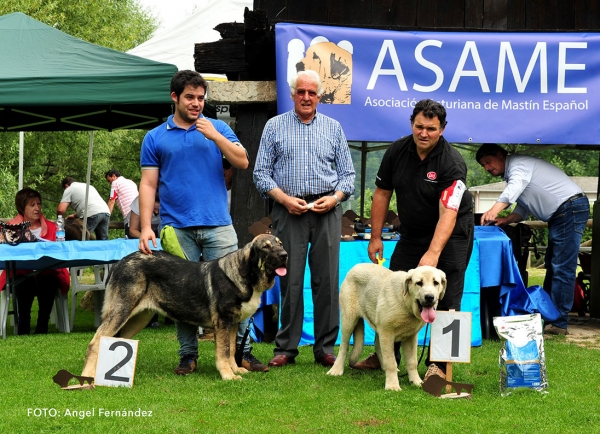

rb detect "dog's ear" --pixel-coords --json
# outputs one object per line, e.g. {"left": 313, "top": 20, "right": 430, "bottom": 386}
{"left": 404, "top": 269, "right": 415, "bottom": 296}
{"left": 239, "top": 243, "right": 256, "bottom": 278}
{"left": 438, "top": 271, "right": 447, "bottom": 300}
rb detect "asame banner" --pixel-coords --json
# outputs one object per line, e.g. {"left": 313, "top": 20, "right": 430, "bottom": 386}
{"left": 276, "top": 23, "right": 600, "bottom": 145}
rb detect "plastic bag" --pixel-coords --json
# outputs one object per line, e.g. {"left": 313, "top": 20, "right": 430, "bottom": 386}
{"left": 493, "top": 313, "right": 548, "bottom": 396}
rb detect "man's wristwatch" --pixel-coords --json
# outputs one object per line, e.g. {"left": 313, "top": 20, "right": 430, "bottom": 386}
{"left": 333, "top": 194, "right": 341, "bottom": 207}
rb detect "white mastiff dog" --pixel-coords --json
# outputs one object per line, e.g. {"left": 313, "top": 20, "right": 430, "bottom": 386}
{"left": 327, "top": 264, "right": 446, "bottom": 391}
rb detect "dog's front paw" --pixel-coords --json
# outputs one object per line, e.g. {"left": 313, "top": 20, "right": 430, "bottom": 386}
{"left": 235, "top": 367, "right": 248, "bottom": 375}
{"left": 219, "top": 368, "right": 238, "bottom": 380}
{"left": 408, "top": 374, "right": 423, "bottom": 387}
{"left": 384, "top": 383, "right": 402, "bottom": 391}
{"left": 326, "top": 366, "right": 344, "bottom": 376}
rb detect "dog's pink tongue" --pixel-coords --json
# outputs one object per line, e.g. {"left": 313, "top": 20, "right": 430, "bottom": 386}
{"left": 421, "top": 307, "right": 436, "bottom": 323}
{"left": 276, "top": 267, "right": 287, "bottom": 277}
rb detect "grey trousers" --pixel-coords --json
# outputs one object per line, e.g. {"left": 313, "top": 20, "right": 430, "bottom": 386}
{"left": 271, "top": 202, "right": 342, "bottom": 359}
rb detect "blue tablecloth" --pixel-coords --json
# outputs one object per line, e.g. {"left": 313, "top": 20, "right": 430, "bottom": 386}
{"left": 475, "top": 226, "right": 524, "bottom": 294}
{"left": 0, "top": 239, "right": 160, "bottom": 270}
{"left": 259, "top": 226, "right": 521, "bottom": 348}
{"left": 0, "top": 239, "right": 161, "bottom": 339}
{"left": 296, "top": 239, "right": 482, "bottom": 347}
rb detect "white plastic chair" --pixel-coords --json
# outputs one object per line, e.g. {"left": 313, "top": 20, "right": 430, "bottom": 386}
{"left": 51, "top": 291, "right": 70, "bottom": 333}
{"left": 0, "top": 285, "right": 13, "bottom": 339}
{"left": 69, "top": 265, "right": 110, "bottom": 331}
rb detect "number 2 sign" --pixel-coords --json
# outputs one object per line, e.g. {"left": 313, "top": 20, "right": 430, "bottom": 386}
{"left": 95, "top": 337, "right": 139, "bottom": 387}
{"left": 430, "top": 311, "right": 471, "bottom": 363}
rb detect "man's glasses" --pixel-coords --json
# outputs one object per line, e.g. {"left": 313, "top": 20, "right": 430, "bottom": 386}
{"left": 296, "top": 89, "right": 318, "bottom": 97}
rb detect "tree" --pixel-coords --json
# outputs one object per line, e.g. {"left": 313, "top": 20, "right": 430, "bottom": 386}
{"left": 0, "top": 1, "right": 157, "bottom": 220}
{"left": 0, "top": 0, "right": 156, "bottom": 51}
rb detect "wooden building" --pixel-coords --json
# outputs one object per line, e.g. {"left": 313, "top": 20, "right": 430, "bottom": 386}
{"left": 196, "top": 0, "right": 600, "bottom": 315}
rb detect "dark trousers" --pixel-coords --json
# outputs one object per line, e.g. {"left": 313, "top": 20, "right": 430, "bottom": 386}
{"left": 271, "top": 202, "right": 342, "bottom": 359}
{"left": 15, "top": 273, "right": 59, "bottom": 335}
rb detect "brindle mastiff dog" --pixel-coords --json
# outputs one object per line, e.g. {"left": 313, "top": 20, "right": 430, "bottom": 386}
{"left": 81, "top": 234, "right": 287, "bottom": 381}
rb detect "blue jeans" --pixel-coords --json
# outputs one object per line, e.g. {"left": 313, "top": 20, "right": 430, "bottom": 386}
{"left": 87, "top": 213, "right": 110, "bottom": 240}
{"left": 543, "top": 195, "right": 590, "bottom": 329}
{"left": 170, "top": 225, "right": 251, "bottom": 358}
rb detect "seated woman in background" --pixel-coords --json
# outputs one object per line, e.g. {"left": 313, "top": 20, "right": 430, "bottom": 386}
{"left": 0, "top": 188, "right": 70, "bottom": 334}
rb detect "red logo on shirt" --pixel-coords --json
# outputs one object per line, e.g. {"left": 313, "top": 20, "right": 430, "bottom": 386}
{"left": 427, "top": 172, "right": 437, "bottom": 180}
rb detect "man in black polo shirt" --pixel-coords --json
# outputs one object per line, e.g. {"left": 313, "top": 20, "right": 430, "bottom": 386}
{"left": 352, "top": 99, "right": 474, "bottom": 380}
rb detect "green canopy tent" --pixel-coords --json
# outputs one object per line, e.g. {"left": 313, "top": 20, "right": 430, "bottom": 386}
{"left": 0, "top": 12, "right": 178, "bottom": 236}
{"left": 0, "top": 12, "right": 177, "bottom": 132}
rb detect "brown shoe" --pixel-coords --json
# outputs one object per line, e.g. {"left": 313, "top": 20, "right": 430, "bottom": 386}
{"left": 174, "top": 356, "right": 197, "bottom": 376}
{"left": 350, "top": 353, "right": 381, "bottom": 370}
{"left": 545, "top": 325, "right": 568, "bottom": 335}
{"left": 242, "top": 352, "right": 270, "bottom": 372}
{"left": 315, "top": 354, "right": 336, "bottom": 367}
{"left": 424, "top": 363, "right": 446, "bottom": 381}
{"left": 268, "top": 354, "right": 295, "bottom": 367}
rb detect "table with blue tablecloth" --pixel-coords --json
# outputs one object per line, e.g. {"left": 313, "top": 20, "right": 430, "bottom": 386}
{"left": 0, "top": 239, "right": 160, "bottom": 338}
{"left": 256, "top": 225, "right": 522, "bottom": 347}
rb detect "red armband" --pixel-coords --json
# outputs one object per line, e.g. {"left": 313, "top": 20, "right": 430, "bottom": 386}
{"left": 440, "top": 180, "right": 466, "bottom": 211}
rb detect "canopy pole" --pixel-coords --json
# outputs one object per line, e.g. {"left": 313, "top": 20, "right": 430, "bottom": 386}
{"left": 590, "top": 155, "right": 600, "bottom": 318}
{"left": 360, "top": 141, "right": 367, "bottom": 218}
{"left": 82, "top": 131, "right": 94, "bottom": 241}
{"left": 18, "top": 132, "right": 24, "bottom": 190}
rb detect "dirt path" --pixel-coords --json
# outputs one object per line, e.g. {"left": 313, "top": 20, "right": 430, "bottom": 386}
{"left": 545, "top": 314, "right": 600, "bottom": 349}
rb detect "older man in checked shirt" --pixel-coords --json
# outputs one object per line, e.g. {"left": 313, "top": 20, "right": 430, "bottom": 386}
{"left": 254, "top": 70, "right": 356, "bottom": 368}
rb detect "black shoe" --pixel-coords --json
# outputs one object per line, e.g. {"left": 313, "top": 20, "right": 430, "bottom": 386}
{"left": 174, "top": 355, "right": 197, "bottom": 375}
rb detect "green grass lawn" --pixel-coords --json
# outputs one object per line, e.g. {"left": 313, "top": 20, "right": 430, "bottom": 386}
{"left": 2, "top": 266, "right": 598, "bottom": 433}
{"left": 2, "top": 290, "right": 599, "bottom": 433}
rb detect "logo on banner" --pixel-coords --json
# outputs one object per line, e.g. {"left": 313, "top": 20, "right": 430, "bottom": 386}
{"left": 287, "top": 37, "right": 353, "bottom": 104}
{"left": 427, "top": 172, "right": 437, "bottom": 181}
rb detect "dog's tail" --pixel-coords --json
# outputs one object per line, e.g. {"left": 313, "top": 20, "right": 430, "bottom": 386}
{"left": 348, "top": 318, "right": 365, "bottom": 366}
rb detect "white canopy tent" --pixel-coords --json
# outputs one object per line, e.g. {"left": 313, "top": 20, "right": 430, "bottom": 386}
{"left": 128, "top": 0, "right": 252, "bottom": 73}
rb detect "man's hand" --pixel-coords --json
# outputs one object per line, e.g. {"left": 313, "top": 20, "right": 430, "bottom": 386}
{"left": 138, "top": 227, "right": 156, "bottom": 255}
{"left": 196, "top": 117, "right": 220, "bottom": 141}
{"left": 310, "top": 196, "right": 337, "bottom": 214}
{"left": 368, "top": 238, "right": 384, "bottom": 264}
{"left": 418, "top": 250, "right": 439, "bottom": 268}
{"left": 480, "top": 210, "right": 498, "bottom": 226}
{"left": 280, "top": 196, "right": 311, "bottom": 215}
{"left": 490, "top": 217, "right": 510, "bottom": 227}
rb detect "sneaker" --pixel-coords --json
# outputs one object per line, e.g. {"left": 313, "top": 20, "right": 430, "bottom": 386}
{"left": 545, "top": 325, "right": 568, "bottom": 335}
{"left": 174, "top": 356, "right": 197, "bottom": 375}
{"left": 350, "top": 353, "right": 381, "bottom": 370}
{"left": 242, "top": 352, "right": 270, "bottom": 372}
{"left": 424, "top": 363, "right": 446, "bottom": 381}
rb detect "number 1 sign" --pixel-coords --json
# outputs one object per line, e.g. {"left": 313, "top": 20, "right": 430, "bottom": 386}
{"left": 430, "top": 311, "right": 472, "bottom": 363}
{"left": 95, "top": 337, "right": 139, "bottom": 387}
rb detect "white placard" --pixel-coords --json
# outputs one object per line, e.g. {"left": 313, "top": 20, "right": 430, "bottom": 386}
{"left": 94, "top": 337, "right": 139, "bottom": 388}
{"left": 430, "top": 311, "right": 472, "bottom": 363}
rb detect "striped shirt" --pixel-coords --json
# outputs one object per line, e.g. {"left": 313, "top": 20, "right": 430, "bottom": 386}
{"left": 254, "top": 110, "right": 355, "bottom": 199}
{"left": 108, "top": 176, "right": 139, "bottom": 218}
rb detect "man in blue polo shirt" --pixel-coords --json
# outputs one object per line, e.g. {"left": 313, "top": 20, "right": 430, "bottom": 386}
{"left": 137, "top": 70, "right": 268, "bottom": 375}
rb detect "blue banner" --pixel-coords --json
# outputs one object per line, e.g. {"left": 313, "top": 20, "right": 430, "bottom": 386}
{"left": 276, "top": 23, "right": 600, "bottom": 144}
